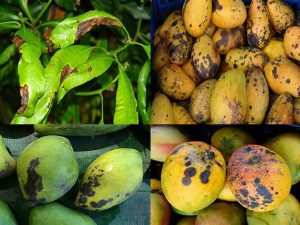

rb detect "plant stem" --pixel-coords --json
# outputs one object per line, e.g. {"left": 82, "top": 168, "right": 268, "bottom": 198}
{"left": 133, "top": 18, "right": 142, "bottom": 41}
{"left": 33, "top": 0, "right": 52, "bottom": 26}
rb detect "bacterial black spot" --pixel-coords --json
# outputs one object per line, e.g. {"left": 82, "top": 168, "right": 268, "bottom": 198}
{"left": 205, "top": 151, "right": 215, "bottom": 160}
{"left": 200, "top": 166, "right": 211, "bottom": 184}
{"left": 185, "top": 161, "right": 191, "bottom": 167}
{"left": 80, "top": 182, "right": 95, "bottom": 197}
{"left": 256, "top": 185, "right": 273, "bottom": 204}
{"left": 184, "top": 167, "right": 196, "bottom": 177}
{"left": 272, "top": 67, "right": 278, "bottom": 79}
{"left": 241, "top": 181, "right": 247, "bottom": 186}
{"left": 244, "top": 147, "right": 253, "bottom": 153}
{"left": 24, "top": 158, "right": 44, "bottom": 204}
{"left": 182, "top": 177, "right": 191, "bottom": 186}
{"left": 79, "top": 196, "right": 87, "bottom": 203}
{"left": 250, "top": 201, "right": 259, "bottom": 208}
{"left": 213, "top": 0, "right": 223, "bottom": 11}
{"left": 254, "top": 178, "right": 260, "bottom": 184}
{"left": 247, "top": 156, "right": 261, "bottom": 165}
{"left": 240, "top": 189, "right": 249, "bottom": 197}
{"left": 90, "top": 198, "right": 113, "bottom": 208}
{"left": 171, "top": 145, "right": 184, "bottom": 155}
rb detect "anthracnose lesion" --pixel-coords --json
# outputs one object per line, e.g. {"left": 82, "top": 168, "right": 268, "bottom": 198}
{"left": 24, "top": 158, "right": 44, "bottom": 204}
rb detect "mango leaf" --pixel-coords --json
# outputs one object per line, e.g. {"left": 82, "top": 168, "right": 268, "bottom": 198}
{"left": 113, "top": 64, "right": 138, "bottom": 124}
{"left": 0, "top": 6, "right": 19, "bottom": 22}
{"left": 11, "top": 45, "right": 94, "bottom": 124}
{"left": 54, "top": 0, "right": 75, "bottom": 11}
{"left": 17, "top": 0, "right": 33, "bottom": 22}
{"left": 57, "top": 54, "right": 114, "bottom": 102}
{"left": 49, "top": 10, "right": 130, "bottom": 50}
{"left": 0, "top": 44, "right": 16, "bottom": 66}
{"left": 0, "top": 21, "right": 21, "bottom": 33}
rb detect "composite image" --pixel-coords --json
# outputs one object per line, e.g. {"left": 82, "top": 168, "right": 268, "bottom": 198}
{"left": 0, "top": 0, "right": 300, "bottom": 224}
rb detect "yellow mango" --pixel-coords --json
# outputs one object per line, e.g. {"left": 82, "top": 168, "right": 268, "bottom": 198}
{"left": 172, "top": 103, "right": 196, "bottom": 124}
{"left": 263, "top": 38, "right": 287, "bottom": 59}
{"left": 151, "top": 93, "right": 174, "bottom": 124}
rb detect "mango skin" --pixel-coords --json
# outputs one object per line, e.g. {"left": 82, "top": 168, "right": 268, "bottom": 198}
{"left": 294, "top": 98, "right": 300, "bottom": 124}
{"left": 158, "top": 64, "right": 195, "bottom": 100}
{"left": 284, "top": 26, "right": 300, "bottom": 61}
{"left": 151, "top": 93, "right": 174, "bottom": 124}
{"left": 75, "top": 148, "right": 143, "bottom": 211}
{"left": 264, "top": 133, "right": 300, "bottom": 184}
{"left": 0, "top": 135, "right": 16, "bottom": 179}
{"left": 205, "top": 22, "right": 216, "bottom": 37}
{"left": 213, "top": 26, "right": 245, "bottom": 55}
{"left": 172, "top": 103, "right": 196, "bottom": 124}
{"left": 183, "top": 0, "right": 212, "bottom": 37}
{"left": 218, "top": 179, "right": 237, "bottom": 202}
{"left": 159, "top": 10, "right": 182, "bottom": 39}
{"left": 150, "top": 179, "right": 162, "bottom": 194}
{"left": 225, "top": 47, "right": 268, "bottom": 71}
{"left": 245, "top": 67, "right": 269, "bottom": 124}
{"left": 263, "top": 39, "right": 287, "bottom": 60}
{"left": 29, "top": 202, "right": 96, "bottom": 225}
{"left": 195, "top": 202, "right": 245, "bottom": 225}
{"left": 189, "top": 79, "right": 216, "bottom": 123}
{"left": 153, "top": 39, "right": 169, "bottom": 72}
{"left": 151, "top": 126, "right": 188, "bottom": 162}
{"left": 266, "top": 93, "right": 293, "bottom": 124}
{"left": 161, "top": 142, "right": 226, "bottom": 212}
{"left": 211, "top": 0, "right": 246, "bottom": 29}
{"left": 247, "top": 0, "right": 272, "bottom": 49}
{"left": 167, "top": 18, "right": 193, "bottom": 65}
{"left": 210, "top": 69, "right": 247, "bottom": 124}
{"left": 191, "top": 34, "right": 220, "bottom": 80}
{"left": 0, "top": 199, "right": 18, "bottom": 225}
{"left": 264, "top": 58, "right": 300, "bottom": 97}
{"left": 267, "top": 0, "right": 295, "bottom": 33}
{"left": 151, "top": 193, "right": 171, "bottom": 225}
{"left": 17, "top": 136, "right": 79, "bottom": 205}
{"left": 176, "top": 217, "right": 196, "bottom": 225}
{"left": 228, "top": 145, "right": 292, "bottom": 212}
{"left": 211, "top": 127, "right": 256, "bottom": 163}
{"left": 181, "top": 59, "right": 202, "bottom": 85}
{"left": 246, "top": 194, "right": 300, "bottom": 225}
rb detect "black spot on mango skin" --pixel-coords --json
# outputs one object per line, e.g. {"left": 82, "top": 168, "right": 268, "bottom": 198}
{"left": 254, "top": 178, "right": 260, "bottom": 184}
{"left": 244, "top": 146, "right": 253, "bottom": 153}
{"left": 171, "top": 145, "right": 184, "bottom": 155}
{"left": 24, "top": 158, "right": 44, "bottom": 204}
{"left": 240, "top": 189, "right": 249, "bottom": 197}
{"left": 182, "top": 176, "right": 191, "bottom": 186}
{"left": 200, "top": 166, "right": 211, "bottom": 184}
{"left": 212, "top": 0, "right": 223, "bottom": 12}
{"left": 272, "top": 66, "right": 278, "bottom": 79}
{"left": 247, "top": 156, "right": 261, "bottom": 165}
{"left": 256, "top": 184, "right": 273, "bottom": 204}
{"left": 79, "top": 196, "right": 87, "bottom": 203}
{"left": 184, "top": 167, "right": 196, "bottom": 177}
{"left": 90, "top": 198, "right": 113, "bottom": 208}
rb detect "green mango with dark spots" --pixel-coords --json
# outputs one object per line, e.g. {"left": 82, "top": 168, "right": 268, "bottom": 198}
{"left": 17, "top": 136, "right": 79, "bottom": 205}
{"left": 29, "top": 202, "right": 96, "bottom": 225}
{"left": 0, "top": 199, "right": 18, "bottom": 225}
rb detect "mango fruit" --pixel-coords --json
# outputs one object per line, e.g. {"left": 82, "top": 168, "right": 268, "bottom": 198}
{"left": 264, "top": 133, "right": 300, "bottom": 184}
{"left": 211, "top": 127, "right": 256, "bottom": 162}
{"left": 0, "top": 199, "right": 18, "bottom": 225}
{"left": 151, "top": 92, "right": 174, "bottom": 124}
{"left": 294, "top": 97, "right": 300, "bottom": 124}
{"left": 172, "top": 206, "right": 199, "bottom": 216}
{"left": 151, "top": 126, "right": 188, "bottom": 162}
{"left": 29, "top": 202, "right": 96, "bottom": 225}
{"left": 228, "top": 145, "right": 292, "bottom": 212}
{"left": 17, "top": 136, "right": 79, "bottom": 205}
{"left": 218, "top": 179, "right": 237, "bottom": 202}
{"left": 159, "top": 11, "right": 182, "bottom": 39}
{"left": 75, "top": 148, "right": 143, "bottom": 211}
{"left": 153, "top": 39, "right": 169, "bottom": 72}
{"left": 195, "top": 202, "right": 245, "bottom": 225}
{"left": 151, "top": 179, "right": 162, "bottom": 195}
{"left": 151, "top": 193, "right": 171, "bottom": 225}
{"left": 246, "top": 194, "right": 300, "bottom": 225}
{"left": 172, "top": 103, "right": 196, "bottom": 124}
{"left": 161, "top": 142, "right": 226, "bottom": 212}
{"left": 0, "top": 135, "right": 16, "bottom": 178}
{"left": 176, "top": 217, "right": 196, "bottom": 225}
{"left": 284, "top": 26, "right": 300, "bottom": 61}
{"left": 181, "top": 59, "right": 202, "bottom": 85}
{"left": 210, "top": 69, "right": 247, "bottom": 124}
{"left": 263, "top": 39, "right": 287, "bottom": 60}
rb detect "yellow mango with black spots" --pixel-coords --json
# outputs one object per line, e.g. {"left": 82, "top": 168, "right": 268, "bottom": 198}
{"left": 161, "top": 142, "right": 226, "bottom": 212}
{"left": 264, "top": 57, "right": 300, "bottom": 97}
{"left": 263, "top": 38, "right": 287, "bottom": 59}
{"left": 228, "top": 145, "right": 292, "bottom": 212}
{"left": 284, "top": 26, "right": 300, "bottom": 61}
{"left": 191, "top": 34, "right": 220, "bottom": 80}
{"left": 159, "top": 10, "right": 182, "bottom": 39}
{"left": 266, "top": 93, "right": 293, "bottom": 124}
{"left": 247, "top": 0, "right": 272, "bottom": 49}
{"left": 189, "top": 79, "right": 216, "bottom": 123}
{"left": 212, "top": 26, "right": 245, "bottom": 54}
{"left": 218, "top": 179, "right": 237, "bottom": 202}
{"left": 167, "top": 18, "right": 193, "bottom": 65}
{"left": 205, "top": 22, "right": 216, "bottom": 37}
{"left": 158, "top": 64, "right": 195, "bottom": 100}
{"left": 245, "top": 67, "right": 269, "bottom": 124}
{"left": 183, "top": 0, "right": 212, "bottom": 37}
{"left": 153, "top": 39, "right": 169, "bottom": 72}
{"left": 181, "top": 59, "right": 202, "bottom": 85}
{"left": 172, "top": 103, "right": 196, "bottom": 124}
{"left": 225, "top": 47, "right": 268, "bottom": 71}
{"left": 211, "top": 0, "right": 247, "bottom": 29}
{"left": 267, "top": 0, "right": 295, "bottom": 33}
{"left": 151, "top": 93, "right": 174, "bottom": 124}
{"left": 210, "top": 69, "right": 247, "bottom": 124}
{"left": 294, "top": 98, "right": 300, "bottom": 124}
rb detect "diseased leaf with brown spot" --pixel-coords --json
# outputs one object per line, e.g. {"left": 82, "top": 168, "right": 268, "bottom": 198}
{"left": 49, "top": 10, "right": 129, "bottom": 50}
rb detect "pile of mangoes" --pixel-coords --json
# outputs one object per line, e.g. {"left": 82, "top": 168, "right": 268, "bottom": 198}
{"left": 0, "top": 135, "right": 143, "bottom": 225}
{"left": 152, "top": 0, "right": 300, "bottom": 124}
{"left": 151, "top": 126, "right": 300, "bottom": 225}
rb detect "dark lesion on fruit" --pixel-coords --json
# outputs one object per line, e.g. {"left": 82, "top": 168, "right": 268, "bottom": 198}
{"left": 17, "top": 85, "right": 29, "bottom": 114}
{"left": 90, "top": 198, "right": 114, "bottom": 208}
{"left": 76, "top": 18, "right": 122, "bottom": 40}
{"left": 200, "top": 165, "right": 211, "bottom": 184}
{"left": 247, "top": 156, "right": 261, "bottom": 165}
{"left": 24, "top": 158, "right": 44, "bottom": 204}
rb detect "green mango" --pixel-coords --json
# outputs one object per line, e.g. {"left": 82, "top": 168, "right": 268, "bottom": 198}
{"left": 0, "top": 135, "right": 16, "bottom": 178}
{"left": 29, "top": 202, "right": 96, "bottom": 225}
{"left": 17, "top": 136, "right": 79, "bottom": 205}
{"left": 75, "top": 148, "right": 143, "bottom": 211}
{"left": 0, "top": 199, "right": 18, "bottom": 225}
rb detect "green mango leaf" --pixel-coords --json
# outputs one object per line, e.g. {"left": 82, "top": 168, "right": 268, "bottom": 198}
{"left": 12, "top": 45, "right": 94, "bottom": 124}
{"left": 57, "top": 54, "right": 114, "bottom": 102}
{"left": 49, "top": 10, "right": 130, "bottom": 50}
{"left": 0, "top": 44, "right": 16, "bottom": 66}
{"left": 0, "top": 21, "right": 21, "bottom": 33}
{"left": 113, "top": 64, "right": 138, "bottom": 124}
{"left": 0, "top": 6, "right": 19, "bottom": 22}
{"left": 17, "top": 0, "right": 33, "bottom": 23}
{"left": 54, "top": 0, "right": 75, "bottom": 11}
